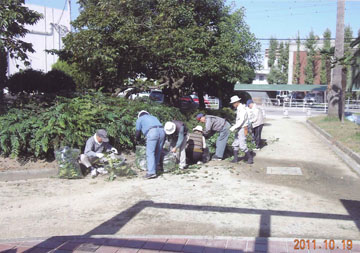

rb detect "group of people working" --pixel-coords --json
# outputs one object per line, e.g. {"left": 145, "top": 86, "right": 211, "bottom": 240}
{"left": 79, "top": 95, "right": 264, "bottom": 179}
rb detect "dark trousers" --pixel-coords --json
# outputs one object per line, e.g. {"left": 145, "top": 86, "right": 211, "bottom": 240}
{"left": 253, "top": 124, "right": 263, "bottom": 148}
{"left": 186, "top": 150, "right": 203, "bottom": 164}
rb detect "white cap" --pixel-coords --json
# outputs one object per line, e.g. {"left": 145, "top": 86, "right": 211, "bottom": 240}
{"left": 230, "top": 95, "right": 241, "bottom": 104}
{"left": 193, "top": 125, "right": 203, "bottom": 132}
{"left": 138, "top": 110, "right": 149, "bottom": 118}
{"left": 164, "top": 121, "right": 176, "bottom": 135}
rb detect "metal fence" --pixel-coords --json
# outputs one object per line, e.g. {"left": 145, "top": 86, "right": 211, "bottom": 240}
{"left": 206, "top": 98, "right": 220, "bottom": 110}
{"left": 262, "top": 98, "right": 360, "bottom": 113}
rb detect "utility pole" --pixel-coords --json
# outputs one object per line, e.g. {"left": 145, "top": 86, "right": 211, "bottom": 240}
{"left": 328, "top": 0, "right": 345, "bottom": 118}
{"left": 67, "top": 0, "right": 72, "bottom": 32}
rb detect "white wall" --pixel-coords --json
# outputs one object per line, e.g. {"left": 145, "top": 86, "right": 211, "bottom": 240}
{"left": 8, "top": 4, "right": 70, "bottom": 75}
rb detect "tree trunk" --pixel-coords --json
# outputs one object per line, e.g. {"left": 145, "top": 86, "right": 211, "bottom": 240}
{"left": 328, "top": 0, "right": 345, "bottom": 119}
{"left": 196, "top": 83, "right": 205, "bottom": 109}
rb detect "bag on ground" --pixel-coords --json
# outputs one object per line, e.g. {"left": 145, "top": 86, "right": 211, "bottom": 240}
{"left": 55, "top": 146, "right": 83, "bottom": 179}
{"left": 104, "top": 153, "right": 136, "bottom": 178}
{"left": 135, "top": 145, "right": 147, "bottom": 171}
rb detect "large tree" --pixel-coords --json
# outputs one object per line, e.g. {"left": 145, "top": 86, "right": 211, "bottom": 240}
{"left": 293, "top": 33, "right": 301, "bottom": 84}
{"left": 60, "top": 0, "right": 260, "bottom": 104}
{"left": 268, "top": 37, "right": 278, "bottom": 68}
{"left": 304, "top": 31, "right": 317, "bottom": 84}
{"left": 0, "top": 0, "right": 42, "bottom": 66}
{"left": 320, "top": 29, "right": 332, "bottom": 85}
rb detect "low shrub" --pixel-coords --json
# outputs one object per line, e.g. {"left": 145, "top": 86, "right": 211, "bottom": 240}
{"left": 0, "top": 92, "right": 185, "bottom": 159}
{"left": 6, "top": 68, "right": 76, "bottom": 95}
{"left": 7, "top": 69, "right": 45, "bottom": 94}
{"left": 44, "top": 69, "right": 76, "bottom": 93}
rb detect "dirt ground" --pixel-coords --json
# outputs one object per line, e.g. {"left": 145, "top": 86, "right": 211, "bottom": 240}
{"left": 0, "top": 117, "right": 359, "bottom": 241}
{"left": 0, "top": 157, "right": 56, "bottom": 171}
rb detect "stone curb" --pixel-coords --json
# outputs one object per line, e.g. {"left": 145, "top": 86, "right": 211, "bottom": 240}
{"left": 0, "top": 167, "right": 57, "bottom": 182}
{"left": 306, "top": 119, "right": 360, "bottom": 176}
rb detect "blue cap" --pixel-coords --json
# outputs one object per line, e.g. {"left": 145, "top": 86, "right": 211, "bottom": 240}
{"left": 196, "top": 113, "right": 204, "bottom": 120}
{"left": 246, "top": 99, "right": 253, "bottom": 107}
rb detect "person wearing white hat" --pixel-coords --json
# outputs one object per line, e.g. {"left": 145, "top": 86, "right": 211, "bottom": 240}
{"left": 136, "top": 111, "right": 165, "bottom": 179}
{"left": 186, "top": 125, "right": 207, "bottom": 164}
{"left": 164, "top": 120, "right": 188, "bottom": 169}
{"left": 229, "top": 95, "right": 253, "bottom": 164}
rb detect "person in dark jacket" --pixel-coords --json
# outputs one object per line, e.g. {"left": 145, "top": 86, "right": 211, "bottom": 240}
{"left": 136, "top": 110, "right": 165, "bottom": 179}
{"left": 196, "top": 113, "right": 230, "bottom": 160}
{"left": 164, "top": 120, "right": 188, "bottom": 169}
{"left": 186, "top": 125, "right": 207, "bottom": 164}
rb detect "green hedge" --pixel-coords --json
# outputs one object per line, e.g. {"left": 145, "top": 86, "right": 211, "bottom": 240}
{"left": 0, "top": 92, "right": 185, "bottom": 159}
{"left": 6, "top": 69, "right": 76, "bottom": 94}
{"left": 0, "top": 92, "right": 253, "bottom": 160}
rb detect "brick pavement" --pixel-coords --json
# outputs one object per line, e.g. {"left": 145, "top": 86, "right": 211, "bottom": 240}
{"left": 0, "top": 237, "right": 359, "bottom": 253}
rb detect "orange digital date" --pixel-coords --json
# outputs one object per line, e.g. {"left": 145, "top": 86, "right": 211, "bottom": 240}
{"left": 294, "top": 239, "right": 353, "bottom": 250}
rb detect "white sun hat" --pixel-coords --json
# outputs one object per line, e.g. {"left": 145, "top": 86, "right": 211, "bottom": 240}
{"left": 230, "top": 95, "right": 241, "bottom": 104}
{"left": 193, "top": 125, "right": 203, "bottom": 132}
{"left": 137, "top": 110, "right": 149, "bottom": 118}
{"left": 164, "top": 121, "right": 176, "bottom": 135}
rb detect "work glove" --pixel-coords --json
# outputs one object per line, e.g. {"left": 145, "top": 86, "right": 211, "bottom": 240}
{"left": 95, "top": 153, "right": 104, "bottom": 158}
{"left": 229, "top": 126, "right": 237, "bottom": 132}
{"left": 110, "top": 147, "right": 118, "bottom": 154}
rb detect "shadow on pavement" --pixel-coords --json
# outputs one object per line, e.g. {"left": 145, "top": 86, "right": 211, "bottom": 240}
{"left": 16, "top": 199, "right": 360, "bottom": 252}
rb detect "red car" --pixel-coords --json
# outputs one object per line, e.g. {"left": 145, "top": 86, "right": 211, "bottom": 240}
{"left": 189, "top": 95, "right": 210, "bottom": 105}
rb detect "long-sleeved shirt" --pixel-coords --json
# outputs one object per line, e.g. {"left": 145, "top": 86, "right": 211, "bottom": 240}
{"left": 84, "top": 134, "right": 112, "bottom": 157}
{"left": 204, "top": 115, "right": 226, "bottom": 136}
{"left": 135, "top": 114, "right": 163, "bottom": 139}
{"left": 231, "top": 103, "right": 248, "bottom": 130}
{"left": 247, "top": 104, "right": 264, "bottom": 128}
{"left": 175, "top": 125, "right": 185, "bottom": 148}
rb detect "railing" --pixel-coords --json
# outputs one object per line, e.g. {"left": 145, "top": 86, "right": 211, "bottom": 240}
{"left": 205, "top": 98, "right": 220, "bottom": 110}
{"left": 262, "top": 98, "right": 360, "bottom": 111}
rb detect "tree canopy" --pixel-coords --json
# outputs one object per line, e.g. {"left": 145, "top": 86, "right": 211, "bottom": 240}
{"left": 0, "top": 0, "right": 42, "bottom": 66}
{"left": 59, "top": 0, "right": 260, "bottom": 103}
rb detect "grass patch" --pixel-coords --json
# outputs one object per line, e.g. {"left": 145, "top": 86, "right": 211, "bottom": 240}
{"left": 309, "top": 116, "right": 360, "bottom": 154}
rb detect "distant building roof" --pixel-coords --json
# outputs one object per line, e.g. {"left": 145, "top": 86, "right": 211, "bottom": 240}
{"left": 235, "top": 84, "right": 327, "bottom": 92}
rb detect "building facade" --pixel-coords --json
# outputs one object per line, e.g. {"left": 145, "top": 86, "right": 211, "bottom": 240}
{"left": 287, "top": 41, "right": 335, "bottom": 84}
{"left": 7, "top": 4, "right": 71, "bottom": 76}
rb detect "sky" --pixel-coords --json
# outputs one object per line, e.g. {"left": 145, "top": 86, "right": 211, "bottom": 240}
{"left": 26, "top": 0, "right": 360, "bottom": 55}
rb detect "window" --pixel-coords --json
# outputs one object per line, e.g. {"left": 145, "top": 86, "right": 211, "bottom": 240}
{"left": 259, "top": 75, "right": 264, "bottom": 81}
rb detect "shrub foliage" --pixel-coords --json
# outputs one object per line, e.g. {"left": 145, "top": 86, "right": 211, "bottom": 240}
{"left": 6, "top": 69, "right": 76, "bottom": 94}
{"left": 0, "top": 92, "right": 185, "bottom": 159}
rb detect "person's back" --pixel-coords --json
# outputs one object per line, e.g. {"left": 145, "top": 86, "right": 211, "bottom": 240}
{"left": 187, "top": 132, "right": 204, "bottom": 153}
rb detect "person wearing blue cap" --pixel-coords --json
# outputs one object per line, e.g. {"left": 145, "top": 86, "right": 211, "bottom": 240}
{"left": 246, "top": 100, "right": 264, "bottom": 150}
{"left": 196, "top": 113, "right": 230, "bottom": 160}
{"left": 136, "top": 110, "right": 165, "bottom": 179}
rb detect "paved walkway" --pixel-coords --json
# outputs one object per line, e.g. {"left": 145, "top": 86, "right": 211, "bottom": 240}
{"left": 1, "top": 236, "right": 359, "bottom": 253}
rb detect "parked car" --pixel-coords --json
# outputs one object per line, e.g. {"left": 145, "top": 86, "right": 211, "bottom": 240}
{"left": 149, "top": 90, "right": 165, "bottom": 103}
{"left": 304, "top": 93, "right": 323, "bottom": 104}
{"left": 276, "top": 91, "right": 291, "bottom": 105}
{"left": 131, "top": 91, "right": 150, "bottom": 100}
{"left": 180, "top": 96, "right": 199, "bottom": 110}
{"left": 190, "top": 94, "right": 210, "bottom": 105}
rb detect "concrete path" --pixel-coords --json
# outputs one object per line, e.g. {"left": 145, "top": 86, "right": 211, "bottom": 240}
{"left": 0, "top": 117, "right": 359, "bottom": 247}
{"left": 0, "top": 236, "right": 359, "bottom": 253}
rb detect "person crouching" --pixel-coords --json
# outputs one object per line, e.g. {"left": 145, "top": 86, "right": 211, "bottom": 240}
{"left": 186, "top": 125, "right": 207, "bottom": 165}
{"left": 80, "top": 129, "right": 118, "bottom": 178}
